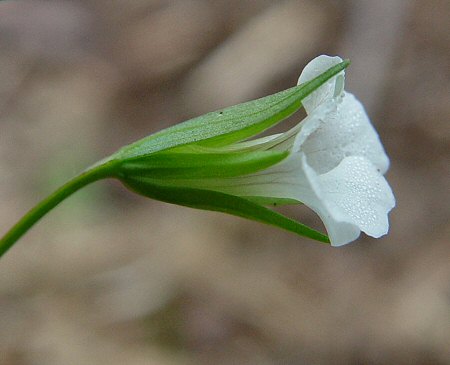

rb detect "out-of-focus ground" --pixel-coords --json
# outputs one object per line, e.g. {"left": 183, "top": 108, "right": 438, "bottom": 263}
{"left": 0, "top": 1, "right": 449, "bottom": 364}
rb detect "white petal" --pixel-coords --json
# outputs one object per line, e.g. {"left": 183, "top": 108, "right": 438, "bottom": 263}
{"left": 297, "top": 55, "right": 345, "bottom": 114}
{"left": 294, "top": 92, "right": 390, "bottom": 174}
{"left": 303, "top": 155, "right": 395, "bottom": 245}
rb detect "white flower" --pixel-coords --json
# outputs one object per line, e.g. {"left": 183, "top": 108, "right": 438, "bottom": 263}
{"left": 190, "top": 55, "right": 395, "bottom": 246}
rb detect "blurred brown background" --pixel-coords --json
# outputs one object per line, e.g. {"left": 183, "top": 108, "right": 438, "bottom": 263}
{"left": 0, "top": 1, "right": 449, "bottom": 364}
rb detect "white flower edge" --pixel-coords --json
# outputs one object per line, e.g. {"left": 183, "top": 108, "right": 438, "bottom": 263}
{"left": 295, "top": 55, "right": 390, "bottom": 175}
{"left": 299, "top": 154, "right": 395, "bottom": 245}
{"left": 297, "top": 55, "right": 345, "bottom": 114}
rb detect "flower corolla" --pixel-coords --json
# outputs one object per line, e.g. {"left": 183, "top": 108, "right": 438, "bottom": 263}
{"left": 191, "top": 55, "right": 395, "bottom": 246}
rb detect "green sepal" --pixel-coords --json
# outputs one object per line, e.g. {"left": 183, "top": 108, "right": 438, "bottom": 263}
{"left": 118, "top": 150, "right": 288, "bottom": 179}
{"left": 122, "top": 178, "right": 330, "bottom": 243}
{"left": 113, "top": 60, "right": 350, "bottom": 160}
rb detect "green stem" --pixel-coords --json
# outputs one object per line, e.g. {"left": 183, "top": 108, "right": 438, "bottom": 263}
{"left": 0, "top": 161, "right": 117, "bottom": 258}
